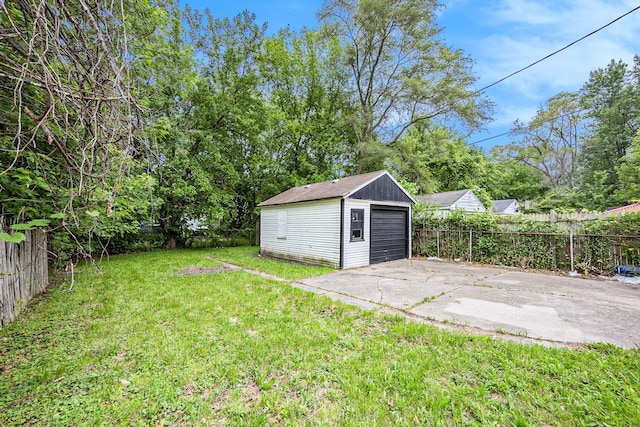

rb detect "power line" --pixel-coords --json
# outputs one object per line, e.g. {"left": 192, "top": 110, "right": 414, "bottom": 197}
{"left": 465, "top": 5, "right": 640, "bottom": 145}
{"left": 469, "top": 131, "right": 512, "bottom": 146}
{"left": 476, "top": 5, "right": 640, "bottom": 94}
{"left": 468, "top": 106, "right": 592, "bottom": 146}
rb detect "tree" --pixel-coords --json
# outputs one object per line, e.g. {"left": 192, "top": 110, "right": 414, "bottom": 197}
{"left": 183, "top": 9, "right": 267, "bottom": 238}
{"left": 579, "top": 57, "right": 640, "bottom": 209}
{"left": 492, "top": 92, "right": 583, "bottom": 212}
{"left": 389, "top": 125, "right": 439, "bottom": 194}
{"left": 487, "top": 154, "right": 549, "bottom": 204}
{"left": 0, "top": 0, "right": 160, "bottom": 256}
{"left": 258, "top": 29, "right": 356, "bottom": 190}
{"left": 0, "top": 0, "right": 141, "bottom": 201}
{"left": 505, "top": 92, "right": 582, "bottom": 192}
{"left": 135, "top": 5, "right": 247, "bottom": 248}
{"left": 318, "top": 0, "right": 492, "bottom": 172}
{"left": 391, "top": 122, "right": 497, "bottom": 205}
{"left": 614, "top": 130, "right": 640, "bottom": 205}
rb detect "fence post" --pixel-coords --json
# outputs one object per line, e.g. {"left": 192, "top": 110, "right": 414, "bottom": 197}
{"left": 469, "top": 229, "right": 473, "bottom": 262}
{"left": 570, "top": 229, "right": 574, "bottom": 272}
{"left": 549, "top": 212, "right": 557, "bottom": 269}
{"left": 436, "top": 229, "right": 440, "bottom": 259}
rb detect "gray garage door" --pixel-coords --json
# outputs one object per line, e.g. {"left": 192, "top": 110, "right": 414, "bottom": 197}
{"left": 370, "top": 206, "right": 408, "bottom": 264}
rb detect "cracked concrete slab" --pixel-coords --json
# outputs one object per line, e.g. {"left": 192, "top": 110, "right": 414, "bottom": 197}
{"left": 300, "top": 258, "right": 640, "bottom": 349}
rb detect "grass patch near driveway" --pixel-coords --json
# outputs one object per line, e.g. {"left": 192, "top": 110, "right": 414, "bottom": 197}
{"left": 0, "top": 248, "right": 638, "bottom": 425}
{"left": 210, "top": 246, "right": 334, "bottom": 280}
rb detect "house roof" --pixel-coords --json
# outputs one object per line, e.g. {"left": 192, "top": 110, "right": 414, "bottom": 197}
{"left": 258, "top": 170, "right": 415, "bottom": 207}
{"left": 607, "top": 203, "right": 640, "bottom": 214}
{"left": 417, "top": 189, "right": 471, "bottom": 208}
{"left": 493, "top": 199, "right": 517, "bottom": 213}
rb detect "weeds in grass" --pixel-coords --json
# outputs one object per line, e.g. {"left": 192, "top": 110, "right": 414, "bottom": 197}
{"left": 209, "top": 246, "right": 334, "bottom": 280}
{"left": 0, "top": 248, "right": 639, "bottom": 425}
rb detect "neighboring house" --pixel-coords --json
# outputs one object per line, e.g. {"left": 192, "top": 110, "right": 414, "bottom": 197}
{"left": 492, "top": 199, "right": 521, "bottom": 215}
{"left": 607, "top": 203, "right": 640, "bottom": 214}
{"left": 417, "top": 189, "right": 486, "bottom": 215}
{"left": 258, "top": 170, "right": 416, "bottom": 269}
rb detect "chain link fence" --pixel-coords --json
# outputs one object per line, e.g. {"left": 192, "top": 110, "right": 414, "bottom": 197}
{"left": 413, "top": 227, "right": 640, "bottom": 275}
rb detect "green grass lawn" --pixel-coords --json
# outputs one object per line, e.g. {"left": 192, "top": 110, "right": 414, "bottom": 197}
{"left": 209, "top": 246, "right": 333, "bottom": 280}
{"left": 1, "top": 247, "right": 638, "bottom": 425}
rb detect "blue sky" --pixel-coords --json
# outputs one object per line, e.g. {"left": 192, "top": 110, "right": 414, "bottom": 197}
{"left": 184, "top": 0, "right": 640, "bottom": 150}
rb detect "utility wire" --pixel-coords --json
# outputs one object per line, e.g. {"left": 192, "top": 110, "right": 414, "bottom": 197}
{"left": 469, "top": 131, "right": 512, "bottom": 146}
{"left": 475, "top": 4, "right": 640, "bottom": 94}
{"left": 469, "top": 106, "right": 592, "bottom": 146}
{"left": 465, "top": 5, "right": 640, "bottom": 145}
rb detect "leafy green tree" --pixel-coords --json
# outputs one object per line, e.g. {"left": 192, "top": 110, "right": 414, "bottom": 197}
{"left": 142, "top": 8, "right": 354, "bottom": 246}
{"left": 392, "top": 122, "right": 497, "bottom": 207}
{"left": 505, "top": 92, "right": 582, "bottom": 191}
{"left": 579, "top": 57, "right": 640, "bottom": 209}
{"left": 319, "top": 0, "right": 492, "bottom": 172}
{"left": 487, "top": 155, "right": 549, "bottom": 203}
{"left": 0, "top": 0, "right": 161, "bottom": 256}
{"left": 259, "top": 29, "right": 356, "bottom": 191}
{"left": 614, "top": 130, "right": 640, "bottom": 205}
{"left": 183, "top": 9, "right": 267, "bottom": 237}
{"left": 130, "top": 4, "right": 243, "bottom": 248}
{"left": 389, "top": 125, "right": 440, "bottom": 193}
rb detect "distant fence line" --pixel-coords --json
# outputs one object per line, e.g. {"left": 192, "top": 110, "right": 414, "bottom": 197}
{"left": 514, "top": 212, "right": 610, "bottom": 223}
{"left": 0, "top": 218, "right": 49, "bottom": 327}
{"left": 490, "top": 212, "right": 614, "bottom": 231}
{"left": 413, "top": 227, "right": 640, "bottom": 275}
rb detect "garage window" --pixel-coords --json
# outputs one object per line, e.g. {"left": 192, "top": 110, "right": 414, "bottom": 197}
{"left": 277, "top": 211, "right": 287, "bottom": 239}
{"left": 350, "top": 209, "right": 364, "bottom": 241}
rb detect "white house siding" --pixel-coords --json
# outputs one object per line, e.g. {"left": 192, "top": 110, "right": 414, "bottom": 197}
{"left": 504, "top": 201, "right": 520, "bottom": 215}
{"left": 260, "top": 199, "right": 341, "bottom": 267}
{"left": 342, "top": 199, "right": 371, "bottom": 269}
{"left": 451, "top": 191, "right": 486, "bottom": 213}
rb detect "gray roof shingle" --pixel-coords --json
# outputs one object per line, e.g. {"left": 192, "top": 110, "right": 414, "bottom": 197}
{"left": 258, "top": 170, "right": 388, "bottom": 207}
{"left": 417, "top": 189, "right": 470, "bottom": 208}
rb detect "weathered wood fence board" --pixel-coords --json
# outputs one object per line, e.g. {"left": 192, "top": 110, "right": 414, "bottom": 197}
{"left": 0, "top": 218, "right": 48, "bottom": 327}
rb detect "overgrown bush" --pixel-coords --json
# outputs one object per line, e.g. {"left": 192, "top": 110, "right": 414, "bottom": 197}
{"left": 413, "top": 210, "right": 640, "bottom": 274}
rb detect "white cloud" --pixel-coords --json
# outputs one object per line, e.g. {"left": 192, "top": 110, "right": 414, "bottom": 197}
{"left": 274, "top": 0, "right": 307, "bottom": 13}
{"left": 488, "top": 0, "right": 640, "bottom": 33}
{"left": 489, "top": 0, "right": 560, "bottom": 25}
{"left": 484, "top": 1, "right": 639, "bottom": 70}
{"left": 463, "top": 0, "right": 640, "bottom": 124}
{"left": 495, "top": 103, "right": 539, "bottom": 128}
{"left": 478, "top": 35, "right": 636, "bottom": 95}
{"left": 440, "top": 1, "right": 640, "bottom": 145}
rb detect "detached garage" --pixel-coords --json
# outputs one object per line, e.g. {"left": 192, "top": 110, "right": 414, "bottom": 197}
{"left": 258, "top": 170, "right": 416, "bottom": 269}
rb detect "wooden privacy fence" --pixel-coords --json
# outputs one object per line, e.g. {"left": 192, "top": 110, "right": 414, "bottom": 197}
{"left": 0, "top": 222, "right": 48, "bottom": 326}
{"left": 413, "top": 228, "right": 640, "bottom": 275}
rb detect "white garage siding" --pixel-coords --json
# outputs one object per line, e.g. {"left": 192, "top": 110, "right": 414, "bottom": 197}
{"left": 260, "top": 199, "right": 341, "bottom": 267}
{"left": 258, "top": 171, "right": 417, "bottom": 268}
{"left": 342, "top": 199, "right": 371, "bottom": 269}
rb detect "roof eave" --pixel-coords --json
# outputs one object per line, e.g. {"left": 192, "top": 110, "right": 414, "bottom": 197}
{"left": 258, "top": 196, "right": 344, "bottom": 208}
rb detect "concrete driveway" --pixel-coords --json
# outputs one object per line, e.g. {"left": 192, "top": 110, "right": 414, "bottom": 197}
{"left": 298, "top": 259, "right": 640, "bottom": 349}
